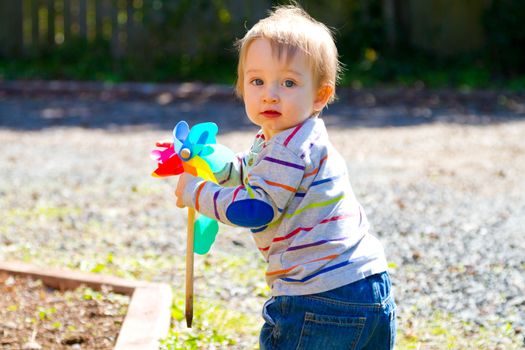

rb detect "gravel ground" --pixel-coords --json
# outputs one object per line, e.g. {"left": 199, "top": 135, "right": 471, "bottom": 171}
{"left": 1, "top": 84, "right": 524, "bottom": 348}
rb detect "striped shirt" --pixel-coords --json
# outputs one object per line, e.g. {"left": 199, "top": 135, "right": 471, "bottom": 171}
{"left": 180, "top": 117, "right": 387, "bottom": 296}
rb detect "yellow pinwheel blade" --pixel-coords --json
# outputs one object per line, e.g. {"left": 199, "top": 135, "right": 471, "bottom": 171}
{"left": 186, "top": 156, "right": 217, "bottom": 183}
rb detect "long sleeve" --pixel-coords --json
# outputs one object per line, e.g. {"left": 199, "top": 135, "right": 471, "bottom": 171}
{"left": 179, "top": 118, "right": 388, "bottom": 297}
{"left": 181, "top": 142, "right": 306, "bottom": 229}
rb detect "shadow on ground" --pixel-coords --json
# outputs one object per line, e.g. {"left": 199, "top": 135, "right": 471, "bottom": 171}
{"left": 1, "top": 83, "right": 524, "bottom": 132}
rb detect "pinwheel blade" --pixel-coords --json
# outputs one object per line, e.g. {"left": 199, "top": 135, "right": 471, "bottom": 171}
{"left": 187, "top": 122, "right": 217, "bottom": 148}
{"left": 186, "top": 156, "right": 217, "bottom": 182}
{"left": 193, "top": 215, "right": 219, "bottom": 255}
{"left": 150, "top": 149, "right": 163, "bottom": 161}
{"left": 173, "top": 121, "right": 190, "bottom": 153}
{"left": 200, "top": 144, "right": 235, "bottom": 172}
{"left": 152, "top": 152, "right": 184, "bottom": 177}
{"left": 150, "top": 146, "right": 175, "bottom": 162}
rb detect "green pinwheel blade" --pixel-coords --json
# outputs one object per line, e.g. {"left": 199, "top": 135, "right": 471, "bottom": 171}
{"left": 199, "top": 144, "right": 235, "bottom": 172}
{"left": 193, "top": 215, "right": 219, "bottom": 255}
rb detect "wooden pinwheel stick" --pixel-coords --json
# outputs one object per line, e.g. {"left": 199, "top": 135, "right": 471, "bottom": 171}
{"left": 180, "top": 147, "right": 195, "bottom": 328}
{"left": 185, "top": 207, "right": 195, "bottom": 328}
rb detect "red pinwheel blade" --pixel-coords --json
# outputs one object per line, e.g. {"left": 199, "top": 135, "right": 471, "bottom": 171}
{"left": 152, "top": 152, "right": 184, "bottom": 177}
{"left": 155, "top": 141, "right": 174, "bottom": 148}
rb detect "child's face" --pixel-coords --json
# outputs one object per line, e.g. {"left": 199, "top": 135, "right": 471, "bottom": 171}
{"left": 242, "top": 38, "right": 324, "bottom": 140}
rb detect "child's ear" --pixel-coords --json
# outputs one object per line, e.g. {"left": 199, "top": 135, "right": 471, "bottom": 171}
{"left": 313, "top": 84, "right": 334, "bottom": 111}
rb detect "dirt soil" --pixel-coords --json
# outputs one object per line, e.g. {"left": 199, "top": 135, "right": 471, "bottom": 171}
{"left": 0, "top": 273, "right": 129, "bottom": 350}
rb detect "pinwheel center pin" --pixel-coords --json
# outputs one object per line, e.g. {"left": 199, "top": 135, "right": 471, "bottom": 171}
{"left": 180, "top": 147, "right": 191, "bottom": 160}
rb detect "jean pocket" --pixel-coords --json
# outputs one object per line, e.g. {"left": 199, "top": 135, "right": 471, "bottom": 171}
{"left": 388, "top": 303, "right": 397, "bottom": 349}
{"left": 296, "top": 312, "right": 366, "bottom": 350}
{"left": 262, "top": 297, "right": 277, "bottom": 326}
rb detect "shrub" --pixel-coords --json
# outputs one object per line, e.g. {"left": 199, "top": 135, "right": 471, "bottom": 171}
{"left": 483, "top": 0, "right": 525, "bottom": 75}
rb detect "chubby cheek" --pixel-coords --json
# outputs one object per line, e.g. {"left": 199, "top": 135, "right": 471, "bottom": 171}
{"left": 244, "top": 103, "right": 255, "bottom": 121}
{"left": 243, "top": 91, "right": 259, "bottom": 117}
{"left": 284, "top": 97, "right": 307, "bottom": 119}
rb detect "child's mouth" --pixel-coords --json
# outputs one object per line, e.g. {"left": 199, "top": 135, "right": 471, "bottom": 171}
{"left": 261, "top": 110, "right": 281, "bottom": 118}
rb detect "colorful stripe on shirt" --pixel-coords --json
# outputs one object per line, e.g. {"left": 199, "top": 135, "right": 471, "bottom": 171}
{"left": 286, "top": 236, "right": 349, "bottom": 252}
{"left": 231, "top": 185, "right": 243, "bottom": 203}
{"left": 219, "top": 163, "right": 234, "bottom": 185}
{"left": 284, "top": 194, "right": 344, "bottom": 219}
{"left": 264, "top": 179, "right": 297, "bottom": 193}
{"left": 280, "top": 260, "right": 354, "bottom": 283}
{"left": 213, "top": 189, "right": 221, "bottom": 220}
{"left": 257, "top": 214, "right": 351, "bottom": 252}
{"left": 266, "top": 254, "right": 339, "bottom": 276}
{"left": 304, "top": 155, "right": 328, "bottom": 177}
{"left": 300, "top": 132, "right": 322, "bottom": 159}
{"left": 194, "top": 181, "right": 207, "bottom": 211}
{"left": 311, "top": 175, "right": 341, "bottom": 187}
{"left": 263, "top": 156, "right": 305, "bottom": 171}
{"left": 294, "top": 174, "right": 340, "bottom": 196}
{"left": 284, "top": 123, "right": 304, "bottom": 147}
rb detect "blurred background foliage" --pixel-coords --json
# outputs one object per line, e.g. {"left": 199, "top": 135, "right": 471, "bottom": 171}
{"left": 0, "top": 0, "right": 524, "bottom": 89}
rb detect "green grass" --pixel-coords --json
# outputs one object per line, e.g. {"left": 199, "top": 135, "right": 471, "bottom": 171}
{"left": 0, "top": 55, "right": 237, "bottom": 85}
{"left": 396, "top": 310, "right": 524, "bottom": 350}
{"left": 160, "top": 290, "right": 261, "bottom": 350}
{"left": 339, "top": 50, "right": 525, "bottom": 91}
{"left": 200, "top": 252, "right": 270, "bottom": 297}
{"left": 158, "top": 294, "right": 525, "bottom": 349}
{"left": 2, "top": 50, "right": 525, "bottom": 90}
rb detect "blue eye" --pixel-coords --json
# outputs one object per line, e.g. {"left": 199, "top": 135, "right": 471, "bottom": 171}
{"left": 283, "top": 80, "right": 296, "bottom": 88}
{"left": 251, "top": 79, "right": 263, "bottom": 86}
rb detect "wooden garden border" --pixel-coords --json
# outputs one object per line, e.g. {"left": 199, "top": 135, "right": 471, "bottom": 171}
{"left": 0, "top": 261, "right": 172, "bottom": 350}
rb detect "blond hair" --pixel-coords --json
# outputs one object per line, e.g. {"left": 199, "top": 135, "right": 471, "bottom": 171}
{"left": 235, "top": 4, "right": 341, "bottom": 103}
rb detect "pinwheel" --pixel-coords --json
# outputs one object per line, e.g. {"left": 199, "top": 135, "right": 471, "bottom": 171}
{"left": 151, "top": 120, "right": 233, "bottom": 327}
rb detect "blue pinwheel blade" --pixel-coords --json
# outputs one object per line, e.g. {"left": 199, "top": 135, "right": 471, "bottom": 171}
{"left": 188, "top": 122, "right": 218, "bottom": 147}
{"left": 200, "top": 144, "right": 235, "bottom": 172}
{"left": 173, "top": 121, "right": 189, "bottom": 153}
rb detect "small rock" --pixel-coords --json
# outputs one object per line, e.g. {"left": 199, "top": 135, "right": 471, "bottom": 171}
{"left": 4, "top": 321, "right": 18, "bottom": 329}
{"left": 61, "top": 334, "right": 87, "bottom": 345}
{"left": 22, "top": 341, "right": 42, "bottom": 350}
{"left": 411, "top": 250, "right": 422, "bottom": 261}
{"left": 232, "top": 240, "right": 245, "bottom": 247}
{"left": 5, "top": 276, "right": 16, "bottom": 286}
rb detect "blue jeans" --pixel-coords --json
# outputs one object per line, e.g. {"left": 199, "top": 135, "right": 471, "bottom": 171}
{"left": 260, "top": 272, "right": 396, "bottom": 350}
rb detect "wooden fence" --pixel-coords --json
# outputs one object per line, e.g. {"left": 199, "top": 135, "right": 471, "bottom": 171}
{"left": 0, "top": 0, "right": 270, "bottom": 58}
{"left": 0, "top": 0, "right": 493, "bottom": 59}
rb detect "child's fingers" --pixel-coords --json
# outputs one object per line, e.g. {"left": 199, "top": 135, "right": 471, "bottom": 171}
{"left": 175, "top": 181, "right": 185, "bottom": 208}
{"left": 176, "top": 199, "right": 186, "bottom": 208}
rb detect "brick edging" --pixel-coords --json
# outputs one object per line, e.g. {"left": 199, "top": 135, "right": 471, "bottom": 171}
{"left": 0, "top": 261, "right": 172, "bottom": 350}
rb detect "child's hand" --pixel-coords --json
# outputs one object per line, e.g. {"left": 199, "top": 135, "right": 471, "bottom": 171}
{"left": 175, "top": 172, "right": 194, "bottom": 208}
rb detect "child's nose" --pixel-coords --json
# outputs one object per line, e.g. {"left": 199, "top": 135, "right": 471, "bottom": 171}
{"left": 263, "top": 86, "right": 279, "bottom": 103}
